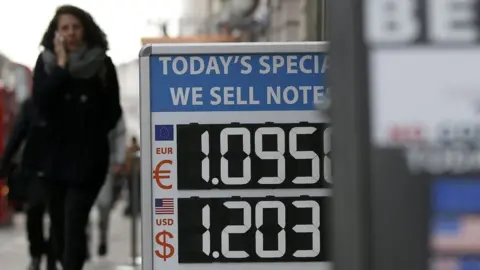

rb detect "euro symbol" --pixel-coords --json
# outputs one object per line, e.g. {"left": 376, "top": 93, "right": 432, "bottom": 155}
{"left": 155, "top": 230, "right": 175, "bottom": 261}
{"left": 153, "top": 160, "right": 173, "bottom": 189}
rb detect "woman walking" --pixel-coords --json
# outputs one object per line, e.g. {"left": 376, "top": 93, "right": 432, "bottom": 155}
{"left": 32, "top": 5, "right": 121, "bottom": 270}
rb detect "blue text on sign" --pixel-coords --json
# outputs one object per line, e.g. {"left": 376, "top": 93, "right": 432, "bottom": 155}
{"left": 149, "top": 53, "right": 328, "bottom": 112}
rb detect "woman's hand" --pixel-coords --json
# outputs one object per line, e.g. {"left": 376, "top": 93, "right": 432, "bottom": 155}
{"left": 54, "top": 33, "right": 67, "bottom": 67}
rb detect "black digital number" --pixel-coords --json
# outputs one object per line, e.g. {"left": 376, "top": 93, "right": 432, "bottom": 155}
{"left": 176, "top": 123, "right": 331, "bottom": 190}
{"left": 177, "top": 196, "right": 331, "bottom": 263}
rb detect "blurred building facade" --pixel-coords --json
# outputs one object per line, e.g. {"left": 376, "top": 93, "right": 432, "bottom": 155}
{"left": 259, "top": 0, "right": 326, "bottom": 41}
{"left": 192, "top": 0, "right": 326, "bottom": 42}
{"left": 152, "top": 0, "right": 326, "bottom": 42}
{"left": 176, "top": 0, "right": 222, "bottom": 36}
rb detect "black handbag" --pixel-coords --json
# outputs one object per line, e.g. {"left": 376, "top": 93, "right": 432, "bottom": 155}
{"left": 6, "top": 164, "right": 30, "bottom": 202}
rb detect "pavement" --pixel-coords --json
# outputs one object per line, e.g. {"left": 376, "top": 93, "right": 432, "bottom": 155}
{"left": 0, "top": 200, "right": 141, "bottom": 270}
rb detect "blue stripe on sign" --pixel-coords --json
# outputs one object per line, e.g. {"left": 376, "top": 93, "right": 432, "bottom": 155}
{"left": 433, "top": 179, "right": 480, "bottom": 213}
{"left": 149, "top": 53, "right": 328, "bottom": 112}
{"left": 460, "top": 258, "right": 480, "bottom": 270}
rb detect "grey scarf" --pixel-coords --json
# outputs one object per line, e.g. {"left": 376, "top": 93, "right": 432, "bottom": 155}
{"left": 42, "top": 46, "right": 106, "bottom": 79}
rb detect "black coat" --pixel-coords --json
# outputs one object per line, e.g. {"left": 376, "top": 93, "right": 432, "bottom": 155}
{"left": 30, "top": 54, "right": 122, "bottom": 188}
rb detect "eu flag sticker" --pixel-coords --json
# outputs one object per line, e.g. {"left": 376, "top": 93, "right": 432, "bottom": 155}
{"left": 155, "top": 125, "right": 174, "bottom": 141}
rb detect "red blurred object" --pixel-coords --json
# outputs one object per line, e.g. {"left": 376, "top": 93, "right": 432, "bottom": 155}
{"left": 0, "top": 63, "right": 32, "bottom": 226}
{"left": 0, "top": 84, "right": 15, "bottom": 226}
{"left": 389, "top": 124, "right": 425, "bottom": 144}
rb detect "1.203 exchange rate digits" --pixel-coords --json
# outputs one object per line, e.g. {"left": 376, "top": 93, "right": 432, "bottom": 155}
{"left": 178, "top": 196, "right": 330, "bottom": 263}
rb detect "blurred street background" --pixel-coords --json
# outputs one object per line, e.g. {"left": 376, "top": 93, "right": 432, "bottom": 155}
{"left": 0, "top": 0, "right": 327, "bottom": 269}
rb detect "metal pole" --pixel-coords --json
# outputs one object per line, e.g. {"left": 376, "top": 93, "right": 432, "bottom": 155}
{"left": 319, "top": 0, "right": 327, "bottom": 41}
{"left": 130, "top": 151, "right": 140, "bottom": 266}
{"left": 207, "top": 0, "right": 214, "bottom": 34}
{"left": 329, "top": 0, "right": 371, "bottom": 269}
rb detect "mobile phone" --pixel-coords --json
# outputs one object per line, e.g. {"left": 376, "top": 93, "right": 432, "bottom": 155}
{"left": 55, "top": 31, "right": 64, "bottom": 42}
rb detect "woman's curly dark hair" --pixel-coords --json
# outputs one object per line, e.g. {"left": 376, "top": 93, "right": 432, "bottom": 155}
{"left": 40, "top": 5, "right": 109, "bottom": 51}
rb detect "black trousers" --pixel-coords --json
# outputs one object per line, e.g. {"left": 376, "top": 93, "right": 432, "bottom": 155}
{"left": 26, "top": 176, "right": 55, "bottom": 263}
{"left": 45, "top": 182, "right": 101, "bottom": 270}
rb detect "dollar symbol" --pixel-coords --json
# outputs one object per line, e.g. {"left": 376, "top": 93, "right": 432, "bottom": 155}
{"left": 155, "top": 230, "right": 175, "bottom": 261}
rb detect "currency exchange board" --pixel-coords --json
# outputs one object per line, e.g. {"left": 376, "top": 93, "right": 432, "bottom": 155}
{"left": 139, "top": 42, "right": 331, "bottom": 270}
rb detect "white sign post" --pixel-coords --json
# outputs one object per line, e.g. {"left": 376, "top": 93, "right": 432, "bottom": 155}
{"left": 139, "top": 42, "right": 331, "bottom": 270}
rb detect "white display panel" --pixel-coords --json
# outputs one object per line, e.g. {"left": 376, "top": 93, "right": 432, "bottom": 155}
{"left": 139, "top": 42, "right": 332, "bottom": 270}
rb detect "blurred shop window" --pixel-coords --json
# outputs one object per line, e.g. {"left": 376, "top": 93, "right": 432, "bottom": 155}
{"left": 0, "top": 63, "right": 15, "bottom": 92}
{"left": 218, "top": 0, "right": 270, "bottom": 41}
{"left": 12, "top": 65, "right": 30, "bottom": 103}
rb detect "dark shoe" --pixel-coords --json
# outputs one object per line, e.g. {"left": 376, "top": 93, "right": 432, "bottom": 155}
{"left": 47, "top": 261, "right": 58, "bottom": 270}
{"left": 98, "top": 242, "right": 108, "bottom": 256}
{"left": 85, "top": 247, "right": 91, "bottom": 261}
{"left": 27, "top": 257, "right": 41, "bottom": 270}
{"left": 47, "top": 256, "right": 57, "bottom": 270}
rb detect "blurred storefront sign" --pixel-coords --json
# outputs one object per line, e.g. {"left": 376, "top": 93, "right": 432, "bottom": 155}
{"left": 365, "top": 0, "right": 480, "bottom": 147}
{"left": 329, "top": 1, "right": 480, "bottom": 270}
